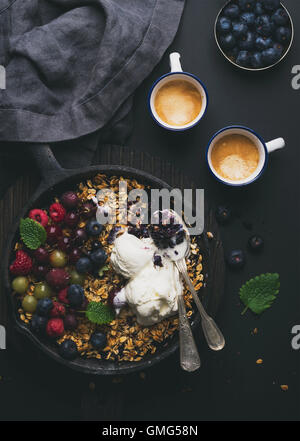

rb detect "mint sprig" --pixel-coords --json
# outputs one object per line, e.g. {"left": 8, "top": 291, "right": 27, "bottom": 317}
{"left": 20, "top": 218, "right": 47, "bottom": 250}
{"left": 239, "top": 273, "right": 280, "bottom": 315}
{"left": 86, "top": 301, "right": 115, "bottom": 325}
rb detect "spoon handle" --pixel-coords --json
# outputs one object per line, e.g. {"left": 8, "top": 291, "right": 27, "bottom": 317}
{"left": 176, "top": 260, "right": 225, "bottom": 351}
{"left": 177, "top": 294, "right": 201, "bottom": 372}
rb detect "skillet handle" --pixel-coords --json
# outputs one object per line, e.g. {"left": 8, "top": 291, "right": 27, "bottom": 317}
{"left": 27, "top": 144, "right": 68, "bottom": 185}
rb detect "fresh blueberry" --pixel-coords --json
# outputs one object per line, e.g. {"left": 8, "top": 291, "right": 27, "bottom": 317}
{"left": 58, "top": 339, "right": 78, "bottom": 360}
{"left": 239, "top": 31, "right": 255, "bottom": 50}
{"left": 273, "top": 42, "right": 284, "bottom": 58}
{"left": 254, "top": 2, "right": 265, "bottom": 15}
{"left": 232, "top": 21, "right": 248, "bottom": 39}
{"left": 90, "top": 332, "right": 107, "bottom": 351}
{"left": 240, "top": 12, "right": 256, "bottom": 27}
{"left": 248, "top": 235, "right": 264, "bottom": 252}
{"left": 261, "top": 0, "right": 280, "bottom": 12}
{"left": 217, "top": 16, "right": 232, "bottom": 34}
{"left": 262, "top": 47, "right": 280, "bottom": 65}
{"left": 272, "top": 8, "right": 289, "bottom": 26}
{"left": 90, "top": 248, "right": 107, "bottom": 267}
{"left": 255, "top": 36, "right": 273, "bottom": 51}
{"left": 223, "top": 4, "right": 240, "bottom": 19}
{"left": 86, "top": 219, "right": 104, "bottom": 237}
{"left": 76, "top": 256, "right": 93, "bottom": 274}
{"left": 215, "top": 206, "right": 231, "bottom": 224}
{"left": 238, "top": 0, "right": 255, "bottom": 11}
{"left": 36, "top": 298, "right": 53, "bottom": 317}
{"left": 31, "top": 315, "right": 47, "bottom": 333}
{"left": 227, "top": 249, "right": 245, "bottom": 269}
{"left": 236, "top": 50, "right": 251, "bottom": 67}
{"left": 219, "top": 33, "right": 236, "bottom": 50}
{"left": 228, "top": 46, "right": 240, "bottom": 60}
{"left": 251, "top": 51, "right": 264, "bottom": 68}
{"left": 275, "top": 26, "right": 291, "bottom": 44}
{"left": 67, "top": 284, "right": 84, "bottom": 308}
{"left": 256, "top": 15, "right": 275, "bottom": 36}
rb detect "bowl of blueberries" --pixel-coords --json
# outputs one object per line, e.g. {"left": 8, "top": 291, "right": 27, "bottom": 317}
{"left": 215, "top": 0, "right": 294, "bottom": 71}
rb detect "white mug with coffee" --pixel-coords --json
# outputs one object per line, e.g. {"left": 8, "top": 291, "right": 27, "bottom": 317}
{"left": 148, "top": 53, "right": 208, "bottom": 131}
{"left": 206, "top": 126, "right": 285, "bottom": 186}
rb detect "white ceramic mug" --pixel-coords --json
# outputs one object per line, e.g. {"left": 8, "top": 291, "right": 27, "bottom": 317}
{"left": 206, "top": 126, "right": 285, "bottom": 186}
{"left": 148, "top": 52, "right": 209, "bottom": 131}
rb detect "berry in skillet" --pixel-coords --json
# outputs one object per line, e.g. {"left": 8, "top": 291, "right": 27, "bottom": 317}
{"left": 12, "top": 276, "right": 29, "bottom": 294}
{"left": 49, "top": 203, "right": 66, "bottom": 223}
{"left": 90, "top": 332, "right": 107, "bottom": 351}
{"left": 22, "top": 295, "right": 38, "bottom": 313}
{"left": 248, "top": 235, "right": 264, "bottom": 252}
{"left": 76, "top": 256, "right": 93, "bottom": 274}
{"left": 10, "top": 250, "right": 33, "bottom": 276}
{"left": 64, "top": 211, "right": 79, "bottom": 228}
{"left": 227, "top": 249, "right": 246, "bottom": 269}
{"left": 46, "top": 224, "right": 63, "bottom": 244}
{"left": 59, "top": 339, "right": 78, "bottom": 360}
{"left": 31, "top": 315, "right": 47, "bottom": 334}
{"left": 46, "top": 268, "right": 70, "bottom": 290}
{"left": 46, "top": 318, "right": 64, "bottom": 337}
{"left": 28, "top": 209, "right": 48, "bottom": 227}
{"left": 34, "top": 247, "right": 49, "bottom": 264}
{"left": 90, "top": 248, "right": 107, "bottom": 267}
{"left": 49, "top": 250, "right": 68, "bottom": 268}
{"left": 36, "top": 298, "right": 53, "bottom": 316}
{"left": 224, "top": 4, "right": 240, "bottom": 19}
{"left": 81, "top": 202, "right": 96, "bottom": 219}
{"left": 86, "top": 219, "right": 104, "bottom": 236}
{"left": 238, "top": 0, "right": 255, "bottom": 12}
{"left": 67, "top": 284, "right": 84, "bottom": 308}
{"left": 60, "top": 191, "right": 79, "bottom": 210}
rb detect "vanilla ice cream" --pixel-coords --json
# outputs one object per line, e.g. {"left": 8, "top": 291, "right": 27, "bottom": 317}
{"left": 111, "top": 232, "right": 182, "bottom": 325}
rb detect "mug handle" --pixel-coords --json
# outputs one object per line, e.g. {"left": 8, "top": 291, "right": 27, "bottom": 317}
{"left": 170, "top": 52, "right": 183, "bottom": 73}
{"left": 266, "top": 137, "right": 285, "bottom": 153}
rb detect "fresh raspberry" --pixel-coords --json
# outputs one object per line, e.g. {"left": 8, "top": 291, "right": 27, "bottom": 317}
{"left": 58, "top": 287, "right": 69, "bottom": 304}
{"left": 10, "top": 250, "right": 33, "bottom": 276}
{"left": 49, "top": 203, "right": 66, "bottom": 223}
{"left": 29, "top": 209, "right": 48, "bottom": 227}
{"left": 50, "top": 302, "right": 66, "bottom": 318}
{"left": 46, "top": 318, "right": 64, "bottom": 337}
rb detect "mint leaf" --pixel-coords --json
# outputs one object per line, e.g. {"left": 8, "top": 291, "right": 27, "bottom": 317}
{"left": 20, "top": 218, "right": 47, "bottom": 250}
{"left": 239, "top": 273, "right": 280, "bottom": 315}
{"left": 86, "top": 301, "right": 115, "bottom": 325}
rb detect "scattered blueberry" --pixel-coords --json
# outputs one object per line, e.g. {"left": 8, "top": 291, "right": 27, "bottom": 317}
{"left": 31, "top": 315, "right": 47, "bottom": 333}
{"left": 67, "top": 284, "right": 84, "bottom": 308}
{"left": 215, "top": 206, "right": 231, "bottom": 224}
{"left": 272, "top": 8, "right": 289, "bottom": 26}
{"left": 232, "top": 22, "right": 248, "bottom": 39}
{"left": 58, "top": 339, "right": 78, "bottom": 360}
{"left": 238, "top": 0, "right": 255, "bottom": 11}
{"left": 251, "top": 51, "right": 264, "bottom": 68}
{"left": 261, "top": 47, "right": 279, "bottom": 65}
{"left": 90, "top": 332, "right": 107, "bottom": 351}
{"left": 275, "top": 26, "right": 291, "bottom": 44}
{"left": 254, "top": 2, "right": 265, "bottom": 15}
{"left": 262, "top": 0, "right": 280, "bottom": 12}
{"left": 227, "top": 249, "right": 246, "bottom": 269}
{"left": 240, "top": 12, "right": 256, "bottom": 26}
{"left": 256, "top": 15, "right": 274, "bottom": 36}
{"left": 224, "top": 4, "right": 240, "bottom": 19}
{"left": 76, "top": 256, "right": 93, "bottom": 274}
{"left": 217, "top": 16, "right": 232, "bottom": 34}
{"left": 248, "top": 235, "right": 264, "bottom": 252}
{"left": 36, "top": 298, "right": 53, "bottom": 317}
{"left": 236, "top": 50, "right": 251, "bottom": 67}
{"left": 239, "top": 31, "right": 255, "bottom": 50}
{"left": 90, "top": 248, "right": 107, "bottom": 267}
{"left": 220, "top": 33, "right": 236, "bottom": 50}
{"left": 86, "top": 219, "right": 104, "bottom": 237}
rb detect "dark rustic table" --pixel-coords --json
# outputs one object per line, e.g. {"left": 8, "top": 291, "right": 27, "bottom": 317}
{"left": 0, "top": 0, "right": 299, "bottom": 421}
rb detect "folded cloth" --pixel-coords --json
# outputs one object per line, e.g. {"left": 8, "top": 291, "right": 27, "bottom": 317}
{"left": 0, "top": 0, "right": 185, "bottom": 197}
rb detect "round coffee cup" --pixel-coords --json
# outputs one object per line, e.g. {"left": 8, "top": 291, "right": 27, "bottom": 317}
{"left": 148, "top": 52, "right": 208, "bottom": 131}
{"left": 206, "top": 126, "right": 285, "bottom": 186}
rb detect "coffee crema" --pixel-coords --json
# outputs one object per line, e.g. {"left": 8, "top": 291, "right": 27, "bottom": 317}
{"left": 154, "top": 80, "right": 202, "bottom": 127}
{"left": 211, "top": 134, "right": 260, "bottom": 181}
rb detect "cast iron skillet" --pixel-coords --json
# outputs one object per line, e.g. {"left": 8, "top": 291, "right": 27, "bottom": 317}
{"left": 3, "top": 144, "right": 211, "bottom": 376}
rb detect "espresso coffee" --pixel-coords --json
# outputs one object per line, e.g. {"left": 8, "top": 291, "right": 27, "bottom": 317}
{"left": 211, "top": 134, "right": 260, "bottom": 181}
{"left": 154, "top": 80, "right": 202, "bottom": 126}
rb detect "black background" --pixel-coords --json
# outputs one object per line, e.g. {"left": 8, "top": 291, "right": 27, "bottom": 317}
{"left": 0, "top": 0, "right": 299, "bottom": 421}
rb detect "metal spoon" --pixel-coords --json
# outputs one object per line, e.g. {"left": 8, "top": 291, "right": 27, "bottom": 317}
{"left": 160, "top": 209, "right": 225, "bottom": 352}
